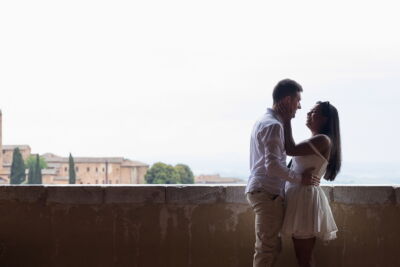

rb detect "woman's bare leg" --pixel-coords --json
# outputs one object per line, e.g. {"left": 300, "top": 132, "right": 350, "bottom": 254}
{"left": 292, "top": 237, "right": 316, "bottom": 267}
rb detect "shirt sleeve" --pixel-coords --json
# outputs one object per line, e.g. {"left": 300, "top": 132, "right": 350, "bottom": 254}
{"left": 260, "top": 124, "right": 302, "bottom": 184}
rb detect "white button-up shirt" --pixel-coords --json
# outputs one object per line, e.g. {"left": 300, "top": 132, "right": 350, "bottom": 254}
{"left": 245, "top": 108, "right": 301, "bottom": 196}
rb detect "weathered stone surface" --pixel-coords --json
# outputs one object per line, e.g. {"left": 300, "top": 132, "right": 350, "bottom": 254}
{"left": 104, "top": 185, "right": 165, "bottom": 204}
{"left": 225, "top": 185, "right": 247, "bottom": 204}
{"left": 0, "top": 185, "right": 45, "bottom": 203}
{"left": 395, "top": 186, "right": 400, "bottom": 205}
{"left": 166, "top": 185, "right": 225, "bottom": 204}
{"left": 320, "top": 185, "right": 334, "bottom": 202}
{"left": 333, "top": 186, "right": 394, "bottom": 204}
{"left": 0, "top": 185, "right": 400, "bottom": 267}
{"left": 46, "top": 185, "right": 103, "bottom": 204}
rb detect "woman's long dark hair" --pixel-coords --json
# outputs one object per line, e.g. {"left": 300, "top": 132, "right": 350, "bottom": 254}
{"left": 317, "top": 101, "right": 341, "bottom": 181}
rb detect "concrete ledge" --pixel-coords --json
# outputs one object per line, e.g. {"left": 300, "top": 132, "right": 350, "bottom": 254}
{"left": 46, "top": 186, "right": 104, "bottom": 205}
{"left": 104, "top": 186, "right": 165, "bottom": 204}
{"left": 0, "top": 185, "right": 46, "bottom": 203}
{"left": 225, "top": 185, "right": 247, "bottom": 204}
{"left": 333, "top": 186, "right": 395, "bottom": 204}
{"left": 0, "top": 184, "right": 399, "bottom": 267}
{"left": 395, "top": 187, "right": 400, "bottom": 205}
{"left": 166, "top": 185, "right": 225, "bottom": 204}
{"left": 0, "top": 185, "right": 399, "bottom": 205}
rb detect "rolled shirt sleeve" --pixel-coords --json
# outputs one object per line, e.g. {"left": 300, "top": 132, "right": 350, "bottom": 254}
{"left": 261, "top": 124, "right": 301, "bottom": 184}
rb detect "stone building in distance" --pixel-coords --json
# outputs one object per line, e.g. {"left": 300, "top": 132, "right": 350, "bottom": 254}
{"left": 0, "top": 111, "right": 149, "bottom": 184}
{"left": 41, "top": 153, "right": 148, "bottom": 184}
{"left": 0, "top": 145, "right": 32, "bottom": 183}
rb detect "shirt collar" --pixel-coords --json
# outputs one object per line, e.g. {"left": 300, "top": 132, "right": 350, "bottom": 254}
{"left": 266, "top": 108, "right": 283, "bottom": 123}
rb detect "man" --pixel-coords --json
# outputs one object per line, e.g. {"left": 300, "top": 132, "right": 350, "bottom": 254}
{"left": 246, "top": 79, "right": 318, "bottom": 267}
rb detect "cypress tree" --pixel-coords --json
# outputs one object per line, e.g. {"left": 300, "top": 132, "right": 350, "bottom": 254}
{"left": 27, "top": 165, "right": 35, "bottom": 184}
{"left": 33, "top": 154, "right": 42, "bottom": 184}
{"left": 10, "top": 148, "right": 26, "bottom": 184}
{"left": 69, "top": 153, "right": 76, "bottom": 184}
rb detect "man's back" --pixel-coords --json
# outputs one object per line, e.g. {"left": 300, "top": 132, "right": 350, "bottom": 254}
{"left": 246, "top": 108, "right": 287, "bottom": 195}
{"left": 245, "top": 79, "right": 304, "bottom": 267}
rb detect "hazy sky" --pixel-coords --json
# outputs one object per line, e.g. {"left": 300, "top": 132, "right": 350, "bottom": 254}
{"left": 1, "top": 0, "right": 399, "bottom": 177}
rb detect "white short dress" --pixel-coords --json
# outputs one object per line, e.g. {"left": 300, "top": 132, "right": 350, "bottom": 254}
{"left": 281, "top": 142, "right": 338, "bottom": 241}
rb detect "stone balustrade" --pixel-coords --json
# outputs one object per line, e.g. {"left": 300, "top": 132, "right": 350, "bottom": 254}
{"left": 0, "top": 185, "right": 399, "bottom": 267}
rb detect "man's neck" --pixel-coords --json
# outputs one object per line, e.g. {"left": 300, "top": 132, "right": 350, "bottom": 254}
{"left": 271, "top": 106, "right": 284, "bottom": 122}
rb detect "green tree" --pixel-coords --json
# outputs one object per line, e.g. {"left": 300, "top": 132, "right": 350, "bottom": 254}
{"left": 27, "top": 165, "right": 35, "bottom": 184}
{"left": 25, "top": 155, "right": 47, "bottom": 170}
{"left": 33, "top": 154, "right": 42, "bottom": 184}
{"left": 145, "top": 162, "right": 180, "bottom": 184}
{"left": 10, "top": 148, "right": 26, "bottom": 184}
{"left": 175, "top": 164, "right": 194, "bottom": 184}
{"left": 69, "top": 153, "right": 76, "bottom": 184}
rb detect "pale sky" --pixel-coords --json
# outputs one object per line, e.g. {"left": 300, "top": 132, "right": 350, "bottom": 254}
{"left": 1, "top": 0, "right": 399, "bottom": 178}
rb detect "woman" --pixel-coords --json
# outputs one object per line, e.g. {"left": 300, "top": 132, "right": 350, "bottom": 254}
{"left": 280, "top": 101, "right": 341, "bottom": 267}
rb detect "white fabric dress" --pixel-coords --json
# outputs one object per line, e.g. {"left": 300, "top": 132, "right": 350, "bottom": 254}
{"left": 281, "top": 142, "right": 338, "bottom": 241}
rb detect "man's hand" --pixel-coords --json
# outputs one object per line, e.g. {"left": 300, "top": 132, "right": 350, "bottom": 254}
{"left": 301, "top": 167, "right": 320, "bottom": 186}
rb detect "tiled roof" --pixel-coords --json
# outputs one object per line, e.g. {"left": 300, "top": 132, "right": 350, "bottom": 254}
{"left": 42, "top": 153, "right": 148, "bottom": 166}
{"left": 121, "top": 160, "right": 149, "bottom": 167}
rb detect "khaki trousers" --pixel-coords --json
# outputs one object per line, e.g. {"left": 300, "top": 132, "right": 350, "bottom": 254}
{"left": 247, "top": 191, "right": 284, "bottom": 267}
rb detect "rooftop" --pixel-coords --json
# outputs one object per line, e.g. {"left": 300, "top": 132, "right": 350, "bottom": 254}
{"left": 42, "top": 153, "right": 148, "bottom": 166}
{"left": 2, "top": 145, "right": 31, "bottom": 150}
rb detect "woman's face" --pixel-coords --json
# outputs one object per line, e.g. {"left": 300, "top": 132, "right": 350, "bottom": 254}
{"left": 306, "top": 104, "right": 327, "bottom": 133}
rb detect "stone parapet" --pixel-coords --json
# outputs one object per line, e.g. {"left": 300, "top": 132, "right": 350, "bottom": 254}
{"left": 0, "top": 185, "right": 398, "bottom": 267}
{"left": 0, "top": 184, "right": 399, "bottom": 205}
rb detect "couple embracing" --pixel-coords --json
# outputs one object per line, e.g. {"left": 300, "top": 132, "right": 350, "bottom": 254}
{"left": 246, "top": 79, "right": 341, "bottom": 267}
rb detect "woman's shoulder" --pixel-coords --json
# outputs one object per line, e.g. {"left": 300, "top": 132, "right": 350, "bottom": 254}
{"left": 310, "top": 134, "right": 331, "bottom": 145}
{"left": 309, "top": 134, "right": 331, "bottom": 156}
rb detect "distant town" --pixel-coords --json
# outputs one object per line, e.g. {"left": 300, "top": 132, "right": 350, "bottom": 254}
{"left": 0, "top": 111, "right": 244, "bottom": 185}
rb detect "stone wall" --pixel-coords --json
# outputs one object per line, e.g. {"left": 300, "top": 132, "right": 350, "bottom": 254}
{"left": 1, "top": 147, "right": 31, "bottom": 166}
{"left": 0, "top": 185, "right": 399, "bottom": 267}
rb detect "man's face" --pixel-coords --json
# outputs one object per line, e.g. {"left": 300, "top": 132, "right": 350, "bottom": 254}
{"left": 289, "top": 92, "right": 302, "bottom": 118}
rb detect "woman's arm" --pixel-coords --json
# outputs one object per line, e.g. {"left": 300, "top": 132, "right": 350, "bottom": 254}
{"left": 283, "top": 120, "right": 330, "bottom": 157}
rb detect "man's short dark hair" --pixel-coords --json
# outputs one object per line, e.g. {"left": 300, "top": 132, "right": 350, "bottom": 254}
{"left": 272, "top": 79, "right": 303, "bottom": 104}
